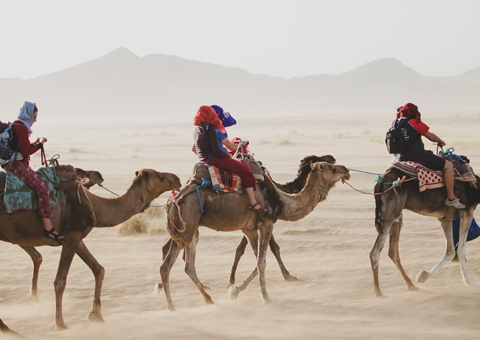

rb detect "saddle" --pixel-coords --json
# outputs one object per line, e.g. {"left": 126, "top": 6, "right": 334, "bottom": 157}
{"left": 188, "top": 160, "right": 265, "bottom": 193}
{"left": 389, "top": 160, "right": 477, "bottom": 192}
{"left": 0, "top": 164, "right": 78, "bottom": 213}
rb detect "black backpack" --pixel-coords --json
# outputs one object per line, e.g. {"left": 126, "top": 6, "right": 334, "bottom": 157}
{"left": 0, "top": 122, "right": 17, "bottom": 160}
{"left": 385, "top": 118, "right": 411, "bottom": 154}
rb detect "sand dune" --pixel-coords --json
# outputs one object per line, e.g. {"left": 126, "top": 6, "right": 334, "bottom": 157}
{"left": 1, "top": 111, "right": 479, "bottom": 339}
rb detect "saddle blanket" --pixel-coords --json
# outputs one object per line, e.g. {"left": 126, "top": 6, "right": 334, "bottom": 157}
{"left": 390, "top": 160, "right": 477, "bottom": 192}
{"left": 0, "top": 167, "right": 65, "bottom": 213}
{"left": 207, "top": 165, "right": 245, "bottom": 194}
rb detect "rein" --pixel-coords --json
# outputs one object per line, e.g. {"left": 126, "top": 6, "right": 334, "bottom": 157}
{"left": 164, "top": 190, "right": 186, "bottom": 233}
{"left": 97, "top": 183, "right": 165, "bottom": 208}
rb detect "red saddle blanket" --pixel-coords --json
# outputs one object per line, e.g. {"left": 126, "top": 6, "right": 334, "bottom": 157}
{"left": 390, "top": 160, "right": 476, "bottom": 192}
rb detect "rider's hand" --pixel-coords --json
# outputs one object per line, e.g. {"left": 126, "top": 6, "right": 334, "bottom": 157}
{"left": 437, "top": 140, "right": 445, "bottom": 147}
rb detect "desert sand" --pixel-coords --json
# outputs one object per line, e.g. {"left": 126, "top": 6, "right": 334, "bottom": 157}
{"left": 1, "top": 110, "right": 480, "bottom": 339}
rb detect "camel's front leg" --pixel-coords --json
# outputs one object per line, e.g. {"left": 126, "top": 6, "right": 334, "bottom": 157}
{"left": 370, "top": 224, "right": 393, "bottom": 297}
{"left": 184, "top": 235, "right": 213, "bottom": 305}
{"left": 257, "top": 221, "right": 273, "bottom": 304}
{"left": 416, "top": 218, "right": 457, "bottom": 284}
{"left": 387, "top": 215, "right": 418, "bottom": 292}
{"left": 75, "top": 240, "right": 105, "bottom": 323}
{"left": 54, "top": 238, "right": 79, "bottom": 330}
{"left": 160, "top": 238, "right": 181, "bottom": 312}
{"left": 20, "top": 246, "right": 43, "bottom": 301}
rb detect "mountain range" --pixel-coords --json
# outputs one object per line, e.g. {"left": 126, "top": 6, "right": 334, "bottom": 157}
{"left": 1, "top": 47, "right": 479, "bottom": 124}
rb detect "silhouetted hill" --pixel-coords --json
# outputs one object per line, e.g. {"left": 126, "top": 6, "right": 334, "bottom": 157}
{"left": 0, "top": 48, "right": 479, "bottom": 124}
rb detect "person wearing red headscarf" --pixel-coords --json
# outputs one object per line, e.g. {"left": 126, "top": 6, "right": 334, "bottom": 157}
{"left": 391, "top": 103, "right": 464, "bottom": 209}
{"left": 192, "top": 106, "right": 270, "bottom": 215}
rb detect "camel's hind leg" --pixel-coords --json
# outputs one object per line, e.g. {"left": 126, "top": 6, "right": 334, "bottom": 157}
{"left": 54, "top": 239, "right": 79, "bottom": 330}
{"left": 21, "top": 246, "right": 43, "bottom": 301}
{"left": 455, "top": 211, "right": 478, "bottom": 286}
{"left": 228, "top": 236, "right": 249, "bottom": 288}
{"left": 160, "top": 239, "right": 181, "bottom": 311}
{"left": 184, "top": 235, "right": 214, "bottom": 305}
{"left": 268, "top": 234, "right": 297, "bottom": 281}
{"left": 388, "top": 215, "right": 418, "bottom": 291}
{"left": 228, "top": 228, "right": 260, "bottom": 300}
{"left": 75, "top": 240, "right": 105, "bottom": 323}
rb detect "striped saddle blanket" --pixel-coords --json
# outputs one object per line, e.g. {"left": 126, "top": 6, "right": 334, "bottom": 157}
{"left": 207, "top": 165, "right": 244, "bottom": 194}
{"left": 389, "top": 160, "right": 476, "bottom": 192}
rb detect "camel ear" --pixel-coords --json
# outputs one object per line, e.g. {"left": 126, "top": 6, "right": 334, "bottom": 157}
{"left": 135, "top": 171, "right": 139, "bottom": 177}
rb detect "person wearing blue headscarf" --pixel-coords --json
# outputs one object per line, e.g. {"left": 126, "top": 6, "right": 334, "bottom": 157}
{"left": 211, "top": 105, "right": 238, "bottom": 154}
{"left": 1, "top": 101, "right": 64, "bottom": 241}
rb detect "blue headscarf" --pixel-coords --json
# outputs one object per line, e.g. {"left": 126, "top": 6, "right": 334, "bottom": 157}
{"left": 17, "top": 101, "right": 36, "bottom": 134}
{"left": 211, "top": 105, "right": 236, "bottom": 128}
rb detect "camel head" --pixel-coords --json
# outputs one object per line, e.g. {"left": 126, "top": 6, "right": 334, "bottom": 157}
{"left": 133, "top": 169, "right": 182, "bottom": 209}
{"left": 310, "top": 161, "right": 350, "bottom": 186}
{"left": 75, "top": 168, "right": 105, "bottom": 189}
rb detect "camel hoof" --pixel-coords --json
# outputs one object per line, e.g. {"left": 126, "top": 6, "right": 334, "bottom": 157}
{"left": 88, "top": 312, "right": 105, "bottom": 323}
{"left": 407, "top": 285, "right": 419, "bottom": 292}
{"left": 228, "top": 286, "right": 239, "bottom": 300}
{"left": 168, "top": 303, "right": 177, "bottom": 312}
{"left": 28, "top": 292, "right": 39, "bottom": 302}
{"left": 154, "top": 283, "right": 163, "bottom": 295}
{"left": 55, "top": 323, "right": 68, "bottom": 331}
{"left": 284, "top": 274, "right": 298, "bottom": 282}
{"left": 261, "top": 297, "right": 272, "bottom": 305}
{"left": 416, "top": 271, "right": 429, "bottom": 284}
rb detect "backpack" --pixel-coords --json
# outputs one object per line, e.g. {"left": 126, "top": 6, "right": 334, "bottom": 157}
{"left": 385, "top": 118, "right": 411, "bottom": 154}
{"left": 0, "top": 122, "right": 18, "bottom": 161}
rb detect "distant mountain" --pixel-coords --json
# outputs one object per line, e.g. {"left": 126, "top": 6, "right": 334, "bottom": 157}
{"left": 0, "top": 48, "right": 479, "bottom": 124}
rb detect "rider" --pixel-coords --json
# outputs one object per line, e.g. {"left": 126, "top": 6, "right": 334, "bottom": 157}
{"left": 392, "top": 103, "right": 464, "bottom": 209}
{"left": 210, "top": 104, "right": 241, "bottom": 155}
{"left": 1, "top": 102, "right": 64, "bottom": 241}
{"left": 192, "top": 105, "right": 270, "bottom": 216}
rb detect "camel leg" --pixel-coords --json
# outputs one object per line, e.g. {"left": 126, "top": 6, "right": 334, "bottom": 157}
{"left": 184, "top": 236, "right": 214, "bottom": 305}
{"left": 387, "top": 215, "right": 418, "bottom": 292}
{"left": 268, "top": 234, "right": 297, "bottom": 281}
{"left": 228, "top": 229, "right": 260, "bottom": 300}
{"left": 75, "top": 240, "right": 105, "bottom": 323}
{"left": 370, "top": 222, "right": 394, "bottom": 298}
{"left": 20, "top": 246, "right": 43, "bottom": 301}
{"left": 257, "top": 221, "right": 274, "bottom": 304}
{"left": 455, "top": 211, "right": 478, "bottom": 286}
{"left": 228, "top": 236, "right": 249, "bottom": 288}
{"left": 54, "top": 239, "right": 79, "bottom": 330}
{"left": 160, "top": 239, "right": 181, "bottom": 312}
{"left": 416, "top": 218, "right": 457, "bottom": 284}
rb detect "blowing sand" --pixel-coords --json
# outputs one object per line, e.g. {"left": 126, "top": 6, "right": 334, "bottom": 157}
{"left": 1, "top": 111, "right": 480, "bottom": 339}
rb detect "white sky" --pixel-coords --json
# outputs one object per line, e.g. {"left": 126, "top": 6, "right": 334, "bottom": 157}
{"left": 1, "top": 0, "right": 479, "bottom": 80}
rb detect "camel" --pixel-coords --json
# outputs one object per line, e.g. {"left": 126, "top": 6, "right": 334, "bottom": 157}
{"left": 14, "top": 168, "right": 105, "bottom": 301}
{"left": 160, "top": 161, "right": 349, "bottom": 311}
{"left": 370, "top": 167, "right": 480, "bottom": 297}
{"left": 0, "top": 168, "right": 181, "bottom": 329}
{"left": 74, "top": 167, "right": 104, "bottom": 189}
{"left": 227, "top": 154, "right": 337, "bottom": 286}
{"left": 157, "top": 155, "right": 337, "bottom": 287}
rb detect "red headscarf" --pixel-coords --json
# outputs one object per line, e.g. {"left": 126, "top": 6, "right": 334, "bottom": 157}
{"left": 193, "top": 105, "right": 225, "bottom": 133}
{"left": 396, "top": 103, "right": 422, "bottom": 122}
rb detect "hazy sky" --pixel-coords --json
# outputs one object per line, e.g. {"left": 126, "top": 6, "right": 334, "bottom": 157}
{"left": 1, "top": 0, "right": 479, "bottom": 79}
